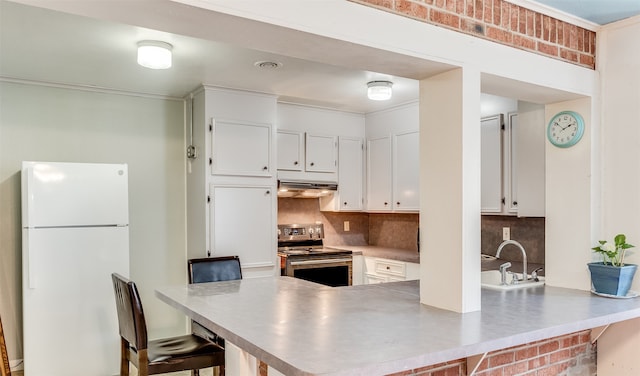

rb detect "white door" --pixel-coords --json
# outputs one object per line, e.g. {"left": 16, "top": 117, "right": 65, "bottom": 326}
{"left": 277, "top": 131, "right": 303, "bottom": 171}
{"left": 366, "top": 136, "right": 392, "bottom": 211}
{"left": 22, "top": 227, "right": 129, "bottom": 376}
{"left": 211, "top": 119, "right": 272, "bottom": 177}
{"left": 393, "top": 131, "right": 420, "bottom": 211}
{"left": 338, "top": 137, "right": 363, "bottom": 210}
{"left": 210, "top": 185, "right": 275, "bottom": 277}
{"left": 305, "top": 133, "right": 337, "bottom": 172}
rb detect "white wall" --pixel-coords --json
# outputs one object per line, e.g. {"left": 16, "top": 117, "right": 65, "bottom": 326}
{"left": 0, "top": 81, "right": 187, "bottom": 360}
{"left": 599, "top": 17, "right": 640, "bottom": 289}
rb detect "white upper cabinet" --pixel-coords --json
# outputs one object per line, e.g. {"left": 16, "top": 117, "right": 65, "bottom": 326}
{"left": 393, "top": 131, "right": 420, "bottom": 211}
{"left": 365, "top": 102, "right": 420, "bottom": 213}
{"left": 366, "top": 136, "right": 392, "bottom": 211}
{"left": 277, "top": 130, "right": 303, "bottom": 171}
{"left": 480, "top": 100, "right": 545, "bottom": 217}
{"left": 305, "top": 133, "right": 337, "bottom": 173}
{"left": 320, "top": 136, "right": 363, "bottom": 211}
{"left": 210, "top": 118, "right": 272, "bottom": 177}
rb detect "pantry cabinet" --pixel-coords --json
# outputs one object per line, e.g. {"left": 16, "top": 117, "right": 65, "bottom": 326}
{"left": 366, "top": 136, "right": 392, "bottom": 211}
{"left": 187, "top": 86, "right": 278, "bottom": 278}
{"left": 320, "top": 137, "right": 364, "bottom": 211}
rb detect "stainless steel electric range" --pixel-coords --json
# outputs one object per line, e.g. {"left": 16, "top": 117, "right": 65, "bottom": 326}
{"left": 277, "top": 223, "right": 352, "bottom": 286}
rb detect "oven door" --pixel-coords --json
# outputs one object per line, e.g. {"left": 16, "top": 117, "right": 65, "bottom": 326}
{"left": 285, "top": 256, "right": 352, "bottom": 287}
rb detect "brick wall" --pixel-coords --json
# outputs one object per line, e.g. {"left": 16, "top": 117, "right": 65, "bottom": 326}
{"left": 385, "top": 330, "right": 595, "bottom": 376}
{"left": 349, "top": 0, "right": 596, "bottom": 69}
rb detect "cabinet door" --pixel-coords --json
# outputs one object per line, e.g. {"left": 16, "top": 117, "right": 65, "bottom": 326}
{"left": 393, "top": 131, "right": 420, "bottom": 211}
{"left": 211, "top": 119, "right": 271, "bottom": 177}
{"left": 481, "top": 114, "right": 504, "bottom": 213}
{"left": 277, "top": 131, "right": 303, "bottom": 171}
{"left": 366, "top": 136, "right": 392, "bottom": 211}
{"left": 338, "top": 137, "right": 363, "bottom": 210}
{"left": 210, "top": 185, "right": 275, "bottom": 277}
{"left": 305, "top": 133, "right": 337, "bottom": 172}
{"left": 507, "top": 113, "right": 518, "bottom": 214}
{"left": 514, "top": 104, "right": 545, "bottom": 217}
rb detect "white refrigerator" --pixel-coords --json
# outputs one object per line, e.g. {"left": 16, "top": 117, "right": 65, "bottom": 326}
{"left": 22, "top": 161, "right": 130, "bottom": 376}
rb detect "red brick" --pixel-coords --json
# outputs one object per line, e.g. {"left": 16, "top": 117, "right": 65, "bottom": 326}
{"left": 492, "top": 0, "right": 501, "bottom": 25}
{"left": 526, "top": 9, "right": 535, "bottom": 36}
{"left": 396, "top": 0, "right": 429, "bottom": 19}
{"left": 557, "top": 22, "right": 565, "bottom": 45}
{"left": 486, "top": 26, "right": 512, "bottom": 43}
{"left": 513, "top": 35, "right": 536, "bottom": 50}
{"left": 435, "top": 0, "right": 446, "bottom": 8}
{"left": 510, "top": 4, "right": 519, "bottom": 31}
{"left": 539, "top": 340, "right": 560, "bottom": 354}
{"left": 430, "top": 9, "right": 461, "bottom": 28}
{"left": 536, "top": 361, "right": 570, "bottom": 376}
{"left": 528, "top": 355, "right": 548, "bottom": 369}
{"left": 500, "top": 1, "right": 511, "bottom": 28}
{"left": 549, "top": 349, "right": 572, "bottom": 363}
{"left": 515, "top": 346, "right": 537, "bottom": 361}
{"left": 503, "top": 360, "right": 528, "bottom": 375}
{"left": 569, "top": 24, "right": 578, "bottom": 49}
{"left": 475, "top": 0, "right": 483, "bottom": 20}
{"left": 483, "top": 0, "right": 493, "bottom": 23}
{"left": 466, "top": 0, "right": 475, "bottom": 17}
{"left": 534, "top": 13, "right": 542, "bottom": 38}
{"left": 475, "top": 368, "right": 503, "bottom": 376}
{"left": 518, "top": 6, "right": 526, "bottom": 33}
{"left": 454, "top": 0, "right": 465, "bottom": 14}
{"left": 549, "top": 18, "right": 557, "bottom": 43}
{"left": 579, "top": 53, "right": 595, "bottom": 68}
{"left": 537, "top": 41, "right": 558, "bottom": 56}
{"left": 559, "top": 48, "right": 579, "bottom": 62}
{"left": 489, "top": 351, "right": 515, "bottom": 367}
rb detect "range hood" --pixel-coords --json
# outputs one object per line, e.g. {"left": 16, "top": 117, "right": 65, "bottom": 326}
{"left": 277, "top": 180, "right": 338, "bottom": 198}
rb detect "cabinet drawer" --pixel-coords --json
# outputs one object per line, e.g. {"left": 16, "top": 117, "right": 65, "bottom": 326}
{"left": 374, "top": 259, "right": 405, "bottom": 277}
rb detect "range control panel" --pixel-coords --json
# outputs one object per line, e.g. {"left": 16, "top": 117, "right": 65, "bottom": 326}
{"left": 277, "top": 223, "right": 324, "bottom": 241}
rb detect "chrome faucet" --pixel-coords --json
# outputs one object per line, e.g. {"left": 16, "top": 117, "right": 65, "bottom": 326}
{"left": 496, "top": 240, "right": 528, "bottom": 283}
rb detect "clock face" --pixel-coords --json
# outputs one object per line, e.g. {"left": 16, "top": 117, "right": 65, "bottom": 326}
{"left": 547, "top": 111, "right": 584, "bottom": 148}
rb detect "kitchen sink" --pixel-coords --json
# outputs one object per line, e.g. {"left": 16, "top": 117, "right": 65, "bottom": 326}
{"left": 481, "top": 270, "right": 545, "bottom": 290}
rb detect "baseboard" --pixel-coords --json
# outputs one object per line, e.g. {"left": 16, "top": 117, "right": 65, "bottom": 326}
{"left": 9, "top": 359, "right": 23, "bottom": 371}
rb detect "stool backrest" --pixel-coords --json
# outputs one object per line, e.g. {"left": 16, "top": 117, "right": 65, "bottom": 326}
{"left": 111, "top": 273, "right": 148, "bottom": 350}
{"left": 188, "top": 256, "right": 242, "bottom": 284}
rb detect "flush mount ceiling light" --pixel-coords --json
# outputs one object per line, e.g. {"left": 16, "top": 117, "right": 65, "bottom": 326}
{"left": 137, "top": 40, "right": 172, "bottom": 69}
{"left": 367, "top": 80, "right": 393, "bottom": 101}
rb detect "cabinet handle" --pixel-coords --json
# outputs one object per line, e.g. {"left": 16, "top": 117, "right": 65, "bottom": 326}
{"left": 293, "top": 161, "right": 298, "bottom": 165}
{"left": 384, "top": 202, "right": 388, "bottom": 206}
{"left": 512, "top": 201, "right": 518, "bottom": 206}
{"left": 386, "top": 266, "right": 390, "bottom": 270}
{"left": 310, "top": 162, "right": 315, "bottom": 166}
{"left": 397, "top": 202, "right": 400, "bottom": 206}
{"left": 263, "top": 166, "right": 268, "bottom": 170}
{"left": 266, "top": 190, "right": 271, "bottom": 195}
{"left": 343, "top": 202, "right": 348, "bottom": 205}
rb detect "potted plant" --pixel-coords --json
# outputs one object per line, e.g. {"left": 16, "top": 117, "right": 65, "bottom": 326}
{"left": 589, "top": 234, "right": 637, "bottom": 296}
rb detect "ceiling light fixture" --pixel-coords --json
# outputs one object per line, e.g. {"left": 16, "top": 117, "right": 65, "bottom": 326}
{"left": 367, "top": 81, "right": 393, "bottom": 101}
{"left": 137, "top": 40, "right": 173, "bottom": 69}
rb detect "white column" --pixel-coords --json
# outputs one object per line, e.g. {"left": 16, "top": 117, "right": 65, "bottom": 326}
{"left": 419, "top": 67, "right": 482, "bottom": 313}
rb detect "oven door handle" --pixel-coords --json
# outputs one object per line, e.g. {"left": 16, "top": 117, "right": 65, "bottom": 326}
{"left": 289, "top": 258, "right": 352, "bottom": 266}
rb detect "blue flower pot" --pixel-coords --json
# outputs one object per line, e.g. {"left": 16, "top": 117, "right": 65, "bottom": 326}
{"left": 588, "top": 262, "right": 637, "bottom": 296}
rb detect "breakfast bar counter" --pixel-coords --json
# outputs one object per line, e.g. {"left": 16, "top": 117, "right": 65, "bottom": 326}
{"left": 156, "top": 277, "right": 640, "bottom": 376}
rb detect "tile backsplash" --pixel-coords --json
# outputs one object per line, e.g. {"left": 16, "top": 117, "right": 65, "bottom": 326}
{"left": 278, "top": 198, "right": 545, "bottom": 263}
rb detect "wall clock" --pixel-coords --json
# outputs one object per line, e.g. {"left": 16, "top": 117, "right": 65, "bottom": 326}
{"left": 547, "top": 110, "right": 585, "bottom": 148}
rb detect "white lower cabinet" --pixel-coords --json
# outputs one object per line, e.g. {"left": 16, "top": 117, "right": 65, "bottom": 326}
{"left": 362, "top": 256, "right": 420, "bottom": 284}
{"left": 210, "top": 185, "right": 276, "bottom": 278}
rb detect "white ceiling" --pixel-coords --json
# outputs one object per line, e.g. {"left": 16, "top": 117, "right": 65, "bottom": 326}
{"left": 1, "top": 1, "right": 635, "bottom": 113}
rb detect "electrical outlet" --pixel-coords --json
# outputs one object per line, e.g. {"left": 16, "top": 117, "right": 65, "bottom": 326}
{"left": 344, "top": 221, "right": 350, "bottom": 232}
{"left": 502, "top": 227, "right": 510, "bottom": 241}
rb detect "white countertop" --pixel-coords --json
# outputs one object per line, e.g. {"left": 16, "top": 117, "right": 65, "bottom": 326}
{"left": 156, "top": 277, "right": 640, "bottom": 376}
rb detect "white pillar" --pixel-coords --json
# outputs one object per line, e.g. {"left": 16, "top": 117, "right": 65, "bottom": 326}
{"left": 419, "top": 67, "right": 482, "bottom": 313}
